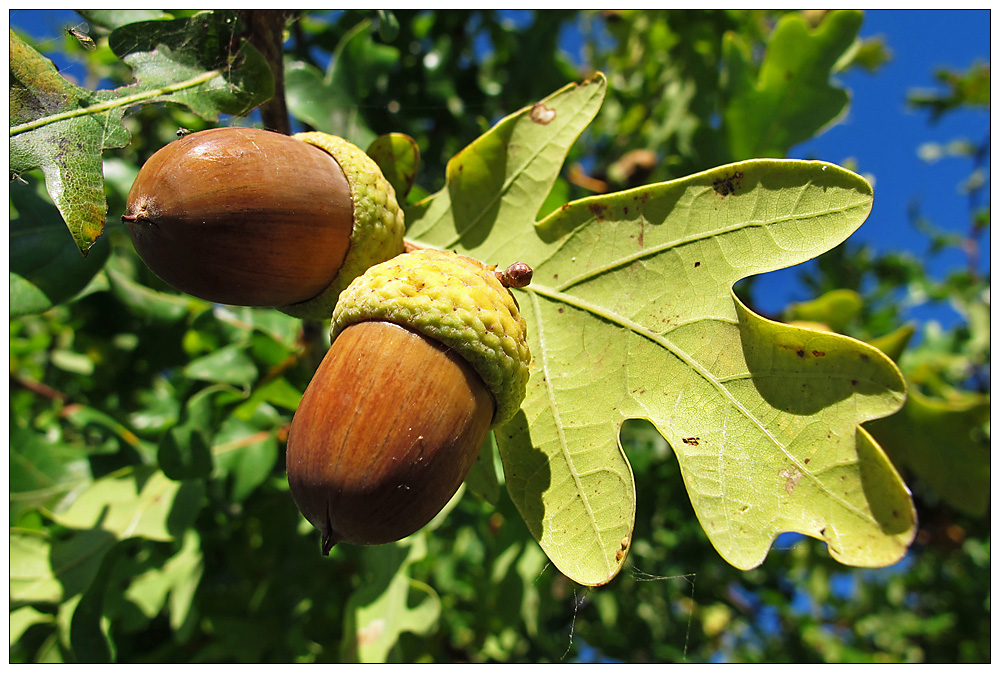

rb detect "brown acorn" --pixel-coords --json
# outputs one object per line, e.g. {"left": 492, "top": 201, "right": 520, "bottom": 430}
{"left": 286, "top": 249, "right": 532, "bottom": 551}
{"left": 123, "top": 127, "right": 404, "bottom": 320}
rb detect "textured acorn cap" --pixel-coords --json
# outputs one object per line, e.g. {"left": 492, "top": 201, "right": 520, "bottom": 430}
{"left": 331, "top": 248, "right": 531, "bottom": 427}
{"left": 281, "top": 132, "right": 406, "bottom": 320}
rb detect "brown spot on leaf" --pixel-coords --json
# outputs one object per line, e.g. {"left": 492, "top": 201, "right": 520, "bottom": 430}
{"left": 530, "top": 103, "right": 556, "bottom": 125}
{"left": 682, "top": 437, "right": 700, "bottom": 446}
{"left": 812, "top": 350, "right": 826, "bottom": 357}
{"left": 796, "top": 349, "right": 806, "bottom": 358}
{"left": 712, "top": 171, "right": 744, "bottom": 196}
{"left": 588, "top": 202, "right": 608, "bottom": 222}
{"left": 694, "top": 261, "right": 701, "bottom": 268}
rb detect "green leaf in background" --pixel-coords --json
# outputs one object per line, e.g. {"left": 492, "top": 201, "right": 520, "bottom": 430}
{"left": 120, "top": 529, "right": 203, "bottom": 631}
{"left": 722, "top": 10, "right": 862, "bottom": 160}
{"left": 12, "top": 467, "right": 204, "bottom": 610}
{"left": 49, "top": 468, "right": 201, "bottom": 542}
{"left": 105, "top": 263, "right": 199, "bottom": 324}
{"left": 212, "top": 401, "right": 284, "bottom": 502}
{"left": 108, "top": 11, "right": 273, "bottom": 121}
{"left": 10, "top": 174, "right": 111, "bottom": 317}
{"left": 10, "top": 605, "right": 56, "bottom": 647}
{"left": 367, "top": 133, "right": 421, "bottom": 199}
{"left": 866, "top": 325, "right": 990, "bottom": 516}
{"left": 868, "top": 388, "right": 989, "bottom": 516}
{"left": 158, "top": 388, "right": 218, "bottom": 481}
{"left": 341, "top": 535, "right": 441, "bottom": 662}
{"left": 182, "top": 343, "right": 258, "bottom": 385}
{"left": 286, "top": 19, "right": 397, "bottom": 147}
{"left": 10, "top": 11, "right": 273, "bottom": 255}
{"left": 10, "top": 420, "right": 92, "bottom": 519}
{"left": 405, "top": 73, "right": 915, "bottom": 585}
{"left": 76, "top": 9, "right": 169, "bottom": 31}
{"left": 10, "top": 530, "right": 65, "bottom": 604}
{"left": 785, "top": 288, "right": 864, "bottom": 333}
{"left": 463, "top": 431, "right": 501, "bottom": 505}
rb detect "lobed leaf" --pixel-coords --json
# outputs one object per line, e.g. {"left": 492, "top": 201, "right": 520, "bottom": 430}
{"left": 722, "top": 10, "right": 862, "bottom": 160}
{"left": 405, "top": 73, "right": 915, "bottom": 585}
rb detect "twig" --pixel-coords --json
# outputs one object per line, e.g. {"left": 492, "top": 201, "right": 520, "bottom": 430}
{"left": 238, "top": 10, "right": 293, "bottom": 135}
{"left": 10, "top": 373, "right": 71, "bottom": 403}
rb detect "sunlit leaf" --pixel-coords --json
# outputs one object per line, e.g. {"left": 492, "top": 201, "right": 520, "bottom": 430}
{"left": 722, "top": 10, "right": 862, "bottom": 159}
{"left": 77, "top": 9, "right": 169, "bottom": 31}
{"left": 406, "top": 73, "right": 914, "bottom": 585}
{"left": 784, "top": 288, "right": 864, "bottom": 333}
{"left": 9, "top": 30, "right": 130, "bottom": 255}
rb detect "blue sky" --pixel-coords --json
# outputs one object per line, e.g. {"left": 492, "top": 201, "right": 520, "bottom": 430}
{"left": 772, "top": 10, "right": 991, "bottom": 327}
{"left": 11, "top": 10, "right": 990, "bottom": 330}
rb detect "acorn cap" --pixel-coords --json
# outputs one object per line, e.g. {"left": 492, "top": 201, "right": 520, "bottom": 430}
{"left": 331, "top": 248, "right": 531, "bottom": 426}
{"left": 281, "top": 132, "right": 406, "bottom": 320}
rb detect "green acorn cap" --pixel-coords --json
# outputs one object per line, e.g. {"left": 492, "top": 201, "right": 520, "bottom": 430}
{"left": 281, "top": 132, "right": 406, "bottom": 320}
{"left": 330, "top": 248, "right": 531, "bottom": 427}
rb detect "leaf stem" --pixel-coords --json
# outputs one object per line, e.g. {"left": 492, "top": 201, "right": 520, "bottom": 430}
{"left": 8, "top": 69, "right": 222, "bottom": 137}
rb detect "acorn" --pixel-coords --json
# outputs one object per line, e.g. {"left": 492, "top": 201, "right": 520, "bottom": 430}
{"left": 122, "top": 127, "right": 405, "bottom": 320}
{"left": 286, "top": 249, "right": 532, "bottom": 551}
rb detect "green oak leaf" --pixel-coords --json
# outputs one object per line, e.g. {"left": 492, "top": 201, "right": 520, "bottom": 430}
{"left": 405, "top": 73, "right": 915, "bottom": 586}
{"left": 341, "top": 535, "right": 441, "bottom": 663}
{"left": 866, "top": 325, "right": 990, "bottom": 516}
{"left": 11, "top": 468, "right": 205, "bottom": 606}
{"left": 122, "top": 529, "right": 203, "bottom": 629}
{"left": 10, "top": 29, "right": 131, "bottom": 255}
{"left": 76, "top": 9, "right": 169, "bottom": 31}
{"left": 785, "top": 288, "right": 864, "bottom": 333}
{"left": 868, "top": 388, "right": 989, "bottom": 516}
{"left": 722, "top": 9, "right": 862, "bottom": 160}
{"left": 10, "top": 173, "right": 111, "bottom": 316}
{"left": 367, "top": 133, "right": 421, "bottom": 199}
{"left": 285, "top": 19, "right": 396, "bottom": 148}
{"left": 107, "top": 11, "right": 272, "bottom": 121}
{"left": 9, "top": 11, "right": 272, "bottom": 255}
{"left": 49, "top": 467, "right": 202, "bottom": 542}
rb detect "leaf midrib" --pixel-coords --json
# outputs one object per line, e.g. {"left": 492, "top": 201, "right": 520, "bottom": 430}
{"left": 547, "top": 188, "right": 870, "bottom": 293}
